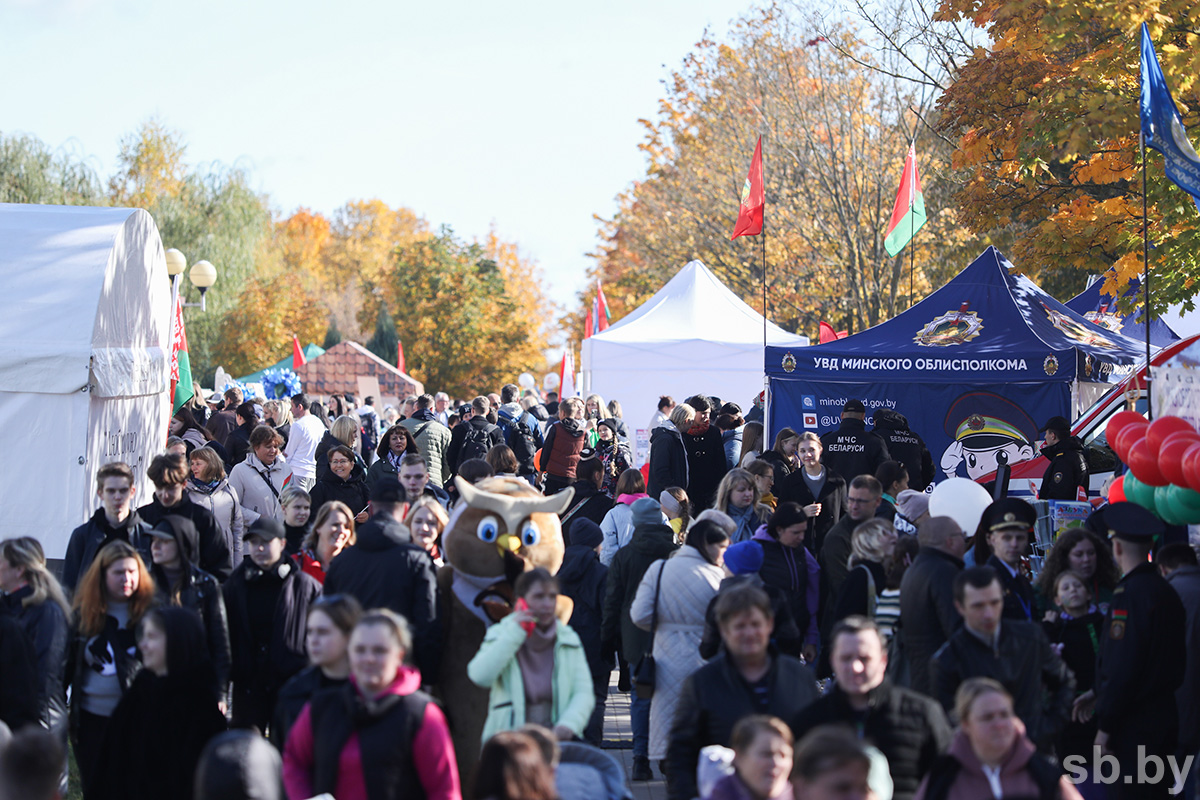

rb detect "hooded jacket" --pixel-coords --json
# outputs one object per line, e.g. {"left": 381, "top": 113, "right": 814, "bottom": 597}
{"left": 2, "top": 586, "right": 68, "bottom": 739}
{"left": 753, "top": 526, "right": 821, "bottom": 646}
{"left": 541, "top": 417, "right": 587, "bottom": 480}
{"left": 899, "top": 547, "right": 964, "bottom": 697}
{"left": 322, "top": 512, "right": 440, "bottom": 680}
{"left": 1039, "top": 436, "right": 1089, "bottom": 501}
{"left": 188, "top": 476, "right": 247, "bottom": 564}
{"left": 150, "top": 514, "right": 233, "bottom": 697}
{"left": 601, "top": 521, "right": 679, "bottom": 664}
{"left": 776, "top": 467, "right": 846, "bottom": 555}
{"left": 194, "top": 730, "right": 285, "bottom": 800}
{"left": 871, "top": 409, "right": 935, "bottom": 492}
{"left": 282, "top": 666, "right": 460, "bottom": 800}
{"left": 309, "top": 460, "right": 371, "bottom": 518}
{"left": 647, "top": 424, "right": 689, "bottom": 499}
{"left": 599, "top": 493, "right": 650, "bottom": 566}
{"left": 62, "top": 508, "right": 154, "bottom": 595}
{"left": 228, "top": 450, "right": 294, "bottom": 525}
{"left": 401, "top": 411, "right": 454, "bottom": 487}
{"left": 557, "top": 544, "right": 609, "bottom": 672}
{"left": 139, "top": 494, "right": 234, "bottom": 582}
{"left": 819, "top": 418, "right": 891, "bottom": 485}
{"left": 681, "top": 424, "right": 729, "bottom": 510}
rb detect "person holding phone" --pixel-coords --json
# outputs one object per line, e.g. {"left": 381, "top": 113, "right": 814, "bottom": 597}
{"left": 467, "top": 568, "right": 594, "bottom": 742}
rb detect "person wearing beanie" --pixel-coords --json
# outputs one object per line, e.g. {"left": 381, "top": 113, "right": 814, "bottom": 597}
{"left": 558, "top": 519, "right": 611, "bottom": 746}
{"left": 754, "top": 503, "right": 822, "bottom": 663}
{"left": 560, "top": 457, "right": 615, "bottom": 533}
{"left": 658, "top": 489, "right": 690, "bottom": 538}
{"left": 893, "top": 489, "right": 930, "bottom": 537}
{"left": 699, "top": 541, "right": 802, "bottom": 659}
{"left": 601, "top": 497, "right": 679, "bottom": 780}
{"left": 195, "top": 729, "right": 284, "bottom": 800}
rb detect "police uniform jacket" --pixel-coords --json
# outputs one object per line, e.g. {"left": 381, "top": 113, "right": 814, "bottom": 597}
{"left": 1039, "top": 436, "right": 1089, "bottom": 501}
{"left": 819, "top": 418, "right": 891, "bottom": 483}
{"left": 987, "top": 555, "right": 1036, "bottom": 622}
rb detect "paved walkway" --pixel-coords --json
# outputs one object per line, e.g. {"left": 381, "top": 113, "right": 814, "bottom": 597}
{"left": 601, "top": 671, "right": 667, "bottom": 800}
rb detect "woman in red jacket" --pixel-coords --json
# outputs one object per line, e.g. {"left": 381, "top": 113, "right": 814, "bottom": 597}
{"left": 282, "top": 608, "right": 461, "bottom": 800}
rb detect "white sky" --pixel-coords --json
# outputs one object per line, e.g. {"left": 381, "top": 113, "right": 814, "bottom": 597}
{"left": 0, "top": 0, "right": 752, "bottom": 312}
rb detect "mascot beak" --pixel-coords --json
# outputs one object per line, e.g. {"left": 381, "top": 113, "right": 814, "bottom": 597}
{"left": 496, "top": 533, "right": 521, "bottom": 554}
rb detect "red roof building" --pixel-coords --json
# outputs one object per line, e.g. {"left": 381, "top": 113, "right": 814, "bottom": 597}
{"left": 293, "top": 340, "right": 423, "bottom": 401}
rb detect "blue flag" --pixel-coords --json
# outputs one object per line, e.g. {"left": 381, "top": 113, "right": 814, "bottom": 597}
{"left": 1140, "top": 23, "right": 1200, "bottom": 212}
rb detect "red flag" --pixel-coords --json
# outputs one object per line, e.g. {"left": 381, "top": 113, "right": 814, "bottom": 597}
{"left": 596, "top": 282, "right": 610, "bottom": 331}
{"left": 585, "top": 309, "right": 594, "bottom": 339}
{"left": 397, "top": 341, "right": 406, "bottom": 374}
{"left": 292, "top": 335, "right": 307, "bottom": 369}
{"left": 730, "top": 137, "right": 764, "bottom": 239}
{"left": 169, "top": 295, "right": 193, "bottom": 414}
{"left": 818, "top": 322, "right": 838, "bottom": 343}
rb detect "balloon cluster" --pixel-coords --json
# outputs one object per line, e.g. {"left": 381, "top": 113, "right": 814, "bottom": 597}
{"left": 1107, "top": 412, "right": 1200, "bottom": 525}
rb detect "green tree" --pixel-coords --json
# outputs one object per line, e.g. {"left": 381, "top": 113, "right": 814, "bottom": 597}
{"left": 0, "top": 132, "right": 103, "bottom": 204}
{"left": 365, "top": 301, "right": 400, "bottom": 364}
{"left": 323, "top": 318, "right": 343, "bottom": 349}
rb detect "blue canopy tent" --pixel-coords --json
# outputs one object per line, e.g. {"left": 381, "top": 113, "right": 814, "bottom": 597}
{"left": 766, "top": 247, "right": 1148, "bottom": 485}
{"left": 1065, "top": 277, "right": 1181, "bottom": 348}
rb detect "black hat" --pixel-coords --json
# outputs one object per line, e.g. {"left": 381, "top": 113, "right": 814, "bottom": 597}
{"left": 1039, "top": 416, "right": 1072, "bottom": 435}
{"left": 597, "top": 419, "right": 619, "bottom": 435}
{"left": 568, "top": 519, "right": 604, "bottom": 550}
{"left": 844, "top": 399, "right": 866, "bottom": 413}
{"left": 149, "top": 519, "right": 178, "bottom": 540}
{"left": 981, "top": 497, "right": 1037, "bottom": 533}
{"left": 369, "top": 475, "right": 407, "bottom": 504}
{"left": 244, "top": 518, "right": 286, "bottom": 541}
{"left": 458, "top": 404, "right": 472, "bottom": 416}
{"left": 1086, "top": 501, "right": 1164, "bottom": 543}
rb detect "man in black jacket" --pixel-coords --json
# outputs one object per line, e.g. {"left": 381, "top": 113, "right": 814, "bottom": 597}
{"left": 820, "top": 399, "right": 891, "bottom": 486}
{"left": 224, "top": 401, "right": 258, "bottom": 468}
{"left": 1039, "top": 415, "right": 1089, "bottom": 501}
{"left": 63, "top": 461, "right": 153, "bottom": 594}
{"left": 931, "top": 566, "right": 1074, "bottom": 752}
{"left": 138, "top": 453, "right": 234, "bottom": 582}
{"left": 980, "top": 498, "right": 1038, "bottom": 622}
{"left": 222, "top": 517, "right": 321, "bottom": 731}
{"left": 559, "top": 458, "right": 614, "bottom": 537}
{"left": 445, "top": 396, "right": 504, "bottom": 478}
{"left": 870, "top": 408, "right": 934, "bottom": 492}
{"left": 794, "top": 617, "right": 951, "bottom": 800}
{"left": 899, "top": 516, "right": 966, "bottom": 697}
{"left": 680, "top": 395, "right": 728, "bottom": 510}
{"left": 322, "top": 477, "right": 440, "bottom": 681}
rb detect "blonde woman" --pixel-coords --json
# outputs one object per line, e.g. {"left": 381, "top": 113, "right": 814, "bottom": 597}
{"left": 647, "top": 403, "right": 695, "bottom": 498}
{"left": 714, "top": 468, "right": 773, "bottom": 544}
{"left": 404, "top": 496, "right": 449, "bottom": 565}
{"left": 298, "top": 500, "right": 356, "bottom": 584}
{"left": 263, "top": 398, "right": 293, "bottom": 448}
{"left": 314, "top": 415, "right": 365, "bottom": 481}
{"left": 830, "top": 518, "right": 897, "bottom": 625}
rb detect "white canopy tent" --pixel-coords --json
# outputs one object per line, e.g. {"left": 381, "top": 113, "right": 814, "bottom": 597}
{"left": 581, "top": 260, "right": 809, "bottom": 463}
{"left": 0, "top": 204, "right": 170, "bottom": 560}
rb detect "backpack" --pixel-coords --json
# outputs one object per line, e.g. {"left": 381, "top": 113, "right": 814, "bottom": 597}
{"left": 460, "top": 422, "right": 493, "bottom": 464}
{"left": 498, "top": 409, "right": 539, "bottom": 474}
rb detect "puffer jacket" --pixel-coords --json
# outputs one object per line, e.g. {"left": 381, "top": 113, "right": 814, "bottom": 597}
{"left": 148, "top": 514, "right": 233, "bottom": 698}
{"left": 914, "top": 721, "right": 1081, "bottom": 800}
{"left": 753, "top": 527, "right": 820, "bottom": 647}
{"left": 467, "top": 615, "right": 595, "bottom": 743}
{"left": 401, "top": 411, "right": 453, "bottom": 487}
{"left": 2, "top": 588, "right": 68, "bottom": 741}
{"left": 228, "top": 451, "right": 294, "bottom": 525}
{"left": 647, "top": 424, "right": 689, "bottom": 499}
{"left": 599, "top": 493, "right": 649, "bottom": 566}
{"left": 899, "top": 547, "right": 963, "bottom": 698}
{"left": 541, "top": 417, "right": 587, "bottom": 480}
{"left": 187, "top": 476, "right": 247, "bottom": 564}
{"left": 699, "top": 574, "right": 802, "bottom": 660}
{"left": 793, "top": 679, "right": 952, "bottom": 800}
{"left": 601, "top": 521, "right": 679, "bottom": 665}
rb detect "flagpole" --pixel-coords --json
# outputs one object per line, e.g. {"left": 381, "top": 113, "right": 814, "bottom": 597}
{"left": 1141, "top": 130, "right": 1154, "bottom": 419}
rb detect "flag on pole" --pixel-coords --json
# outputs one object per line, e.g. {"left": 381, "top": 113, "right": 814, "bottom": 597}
{"left": 169, "top": 295, "right": 194, "bottom": 414}
{"left": 397, "top": 341, "right": 406, "bottom": 374}
{"left": 818, "top": 322, "right": 848, "bottom": 343}
{"left": 596, "top": 282, "right": 610, "bottom": 331}
{"left": 584, "top": 309, "right": 594, "bottom": 339}
{"left": 730, "top": 137, "right": 764, "bottom": 239}
{"left": 1140, "top": 23, "right": 1200, "bottom": 212}
{"left": 559, "top": 349, "right": 576, "bottom": 399}
{"left": 292, "top": 335, "right": 307, "bottom": 370}
{"left": 883, "top": 144, "right": 928, "bottom": 257}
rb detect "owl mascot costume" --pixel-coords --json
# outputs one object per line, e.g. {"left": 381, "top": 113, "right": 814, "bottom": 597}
{"left": 436, "top": 476, "right": 574, "bottom": 783}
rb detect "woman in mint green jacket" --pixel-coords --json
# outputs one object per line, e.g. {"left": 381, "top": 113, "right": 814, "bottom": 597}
{"left": 468, "top": 568, "right": 595, "bottom": 744}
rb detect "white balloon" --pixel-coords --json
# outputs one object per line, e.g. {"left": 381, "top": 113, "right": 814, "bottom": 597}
{"left": 928, "top": 478, "right": 994, "bottom": 535}
{"left": 518, "top": 372, "right": 536, "bottom": 388}
{"left": 543, "top": 373, "right": 560, "bottom": 390}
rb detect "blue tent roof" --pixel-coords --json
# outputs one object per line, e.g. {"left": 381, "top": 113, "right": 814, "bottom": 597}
{"left": 766, "top": 247, "right": 1147, "bottom": 385}
{"left": 238, "top": 343, "right": 326, "bottom": 384}
{"left": 1064, "top": 278, "right": 1180, "bottom": 348}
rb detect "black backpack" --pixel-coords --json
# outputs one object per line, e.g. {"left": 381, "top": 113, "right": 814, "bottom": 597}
{"left": 499, "top": 410, "right": 539, "bottom": 474}
{"left": 460, "top": 422, "right": 493, "bottom": 464}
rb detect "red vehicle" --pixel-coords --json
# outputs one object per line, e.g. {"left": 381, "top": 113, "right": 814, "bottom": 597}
{"left": 977, "top": 334, "right": 1200, "bottom": 499}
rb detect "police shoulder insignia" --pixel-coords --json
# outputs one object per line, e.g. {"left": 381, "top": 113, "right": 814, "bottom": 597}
{"left": 1110, "top": 620, "right": 1125, "bottom": 640}
{"left": 1054, "top": 472, "right": 1063, "bottom": 483}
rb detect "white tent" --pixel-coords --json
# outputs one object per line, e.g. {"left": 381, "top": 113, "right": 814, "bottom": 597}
{"left": 0, "top": 204, "right": 171, "bottom": 560}
{"left": 581, "top": 260, "right": 810, "bottom": 463}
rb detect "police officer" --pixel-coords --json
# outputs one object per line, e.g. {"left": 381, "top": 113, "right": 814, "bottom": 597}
{"left": 1039, "top": 415, "right": 1089, "bottom": 501}
{"left": 979, "top": 498, "right": 1038, "bottom": 621}
{"left": 1090, "top": 503, "right": 1186, "bottom": 799}
{"left": 819, "top": 399, "right": 890, "bottom": 483}
{"left": 871, "top": 407, "right": 935, "bottom": 491}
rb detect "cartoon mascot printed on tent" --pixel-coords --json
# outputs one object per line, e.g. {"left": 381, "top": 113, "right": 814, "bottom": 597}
{"left": 436, "top": 476, "right": 574, "bottom": 784}
{"left": 939, "top": 391, "right": 1038, "bottom": 481}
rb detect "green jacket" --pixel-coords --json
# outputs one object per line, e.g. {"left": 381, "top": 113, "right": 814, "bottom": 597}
{"left": 466, "top": 614, "right": 595, "bottom": 743}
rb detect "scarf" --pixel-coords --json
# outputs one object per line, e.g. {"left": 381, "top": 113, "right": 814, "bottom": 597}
{"left": 687, "top": 419, "right": 711, "bottom": 436}
{"left": 189, "top": 476, "right": 221, "bottom": 492}
{"left": 387, "top": 449, "right": 404, "bottom": 470}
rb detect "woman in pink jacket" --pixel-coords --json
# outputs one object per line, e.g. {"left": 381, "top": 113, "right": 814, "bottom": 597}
{"left": 914, "top": 678, "right": 1082, "bottom": 800}
{"left": 282, "top": 609, "right": 461, "bottom": 800}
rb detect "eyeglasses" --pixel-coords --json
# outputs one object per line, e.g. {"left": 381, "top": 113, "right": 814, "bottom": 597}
{"left": 846, "top": 496, "right": 875, "bottom": 505}
{"left": 330, "top": 459, "right": 352, "bottom": 467}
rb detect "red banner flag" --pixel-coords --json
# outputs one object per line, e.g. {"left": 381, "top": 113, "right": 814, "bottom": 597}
{"left": 292, "top": 334, "right": 307, "bottom": 369}
{"left": 818, "top": 322, "right": 838, "bottom": 344}
{"left": 584, "top": 309, "right": 594, "bottom": 339}
{"left": 596, "top": 282, "right": 610, "bottom": 331}
{"left": 397, "top": 341, "right": 406, "bottom": 374}
{"left": 730, "top": 136, "right": 764, "bottom": 239}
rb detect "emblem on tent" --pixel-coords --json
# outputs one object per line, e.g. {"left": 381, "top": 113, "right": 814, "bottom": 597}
{"left": 914, "top": 303, "right": 983, "bottom": 347}
{"left": 1043, "top": 304, "right": 1117, "bottom": 350}
{"left": 1044, "top": 355, "right": 1059, "bottom": 376}
{"left": 781, "top": 352, "right": 797, "bottom": 373}
{"left": 1084, "top": 307, "right": 1123, "bottom": 333}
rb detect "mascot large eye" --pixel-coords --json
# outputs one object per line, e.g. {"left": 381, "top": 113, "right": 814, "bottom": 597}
{"left": 477, "top": 516, "right": 501, "bottom": 544}
{"left": 520, "top": 521, "right": 541, "bottom": 548}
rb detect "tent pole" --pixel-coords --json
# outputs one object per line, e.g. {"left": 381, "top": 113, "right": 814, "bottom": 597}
{"left": 1141, "top": 131, "right": 1154, "bottom": 420}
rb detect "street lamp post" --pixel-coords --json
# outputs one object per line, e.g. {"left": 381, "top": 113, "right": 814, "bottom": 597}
{"left": 165, "top": 248, "right": 218, "bottom": 312}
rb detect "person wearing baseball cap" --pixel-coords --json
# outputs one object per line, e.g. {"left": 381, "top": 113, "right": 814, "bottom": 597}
{"left": 978, "top": 498, "right": 1038, "bottom": 622}
{"left": 1086, "top": 503, "right": 1187, "bottom": 797}
{"left": 819, "top": 399, "right": 891, "bottom": 485}
{"left": 1039, "top": 415, "right": 1089, "bottom": 501}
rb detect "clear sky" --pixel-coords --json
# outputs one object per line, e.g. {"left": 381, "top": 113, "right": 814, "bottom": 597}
{"left": 0, "top": 0, "right": 751, "bottom": 314}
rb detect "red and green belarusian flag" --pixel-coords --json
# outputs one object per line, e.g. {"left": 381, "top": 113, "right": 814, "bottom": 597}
{"left": 169, "top": 294, "right": 194, "bottom": 413}
{"left": 883, "top": 143, "right": 927, "bottom": 257}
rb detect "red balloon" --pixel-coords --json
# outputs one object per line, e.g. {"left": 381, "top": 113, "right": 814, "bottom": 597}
{"left": 1113, "top": 426, "right": 1147, "bottom": 462}
{"left": 1106, "top": 411, "right": 1148, "bottom": 447}
{"left": 1128, "top": 437, "right": 1169, "bottom": 486}
{"left": 1184, "top": 443, "right": 1200, "bottom": 493}
{"left": 1146, "top": 416, "right": 1197, "bottom": 451}
{"left": 1162, "top": 430, "right": 1200, "bottom": 449}
{"left": 1109, "top": 475, "right": 1127, "bottom": 503}
{"left": 1160, "top": 437, "right": 1196, "bottom": 486}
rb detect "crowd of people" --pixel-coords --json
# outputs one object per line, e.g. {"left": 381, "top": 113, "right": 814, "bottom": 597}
{"left": 0, "top": 383, "right": 1194, "bottom": 800}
